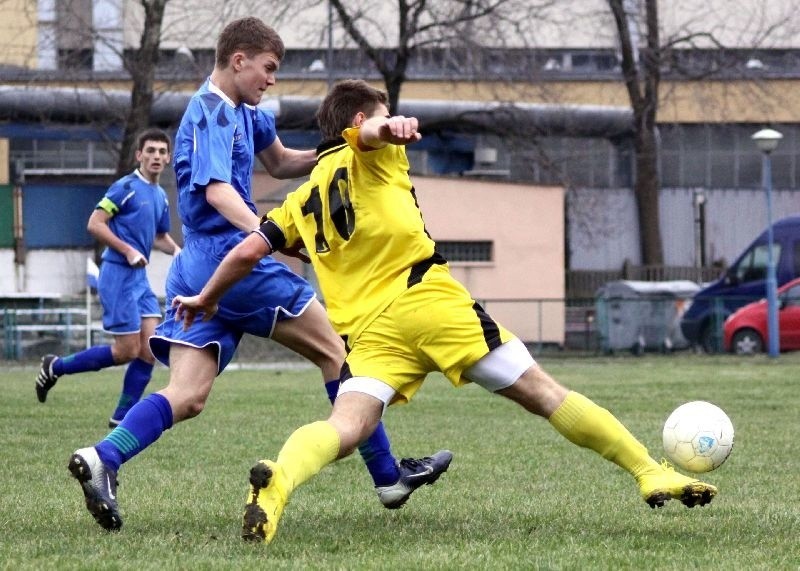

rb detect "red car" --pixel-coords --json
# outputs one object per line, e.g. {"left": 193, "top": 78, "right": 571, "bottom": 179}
{"left": 724, "top": 277, "right": 800, "bottom": 354}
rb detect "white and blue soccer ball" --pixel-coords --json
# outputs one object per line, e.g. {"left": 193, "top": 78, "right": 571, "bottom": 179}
{"left": 662, "top": 401, "right": 734, "bottom": 473}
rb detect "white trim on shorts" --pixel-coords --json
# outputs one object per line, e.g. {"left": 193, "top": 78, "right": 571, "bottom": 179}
{"left": 148, "top": 335, "right": 223, "bottom": 373}
{"left": 267, "top": 293, "right": 316, "bottom": 337}
{"left": 463, "top": 338, "right": 535, "bottom": 392}
{"left": 338, "top": 376, "right": 397, "bottom": 413}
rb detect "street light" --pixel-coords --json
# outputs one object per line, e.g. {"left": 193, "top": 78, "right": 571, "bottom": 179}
{"left": 751, "top": 128, "right": 783, "bottom": 358}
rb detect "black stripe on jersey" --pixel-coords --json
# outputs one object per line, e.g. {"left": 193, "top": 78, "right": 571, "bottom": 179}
{"left": 316, "top": 137, "right": 348, "bottom": 161}
{"left": 472, "top": 301, "right": 503, "bottom": 351}
{"left": 258, "top": 219, "right": 287, "bottom": 251}
{"left": 409, "top": 186, "right": 435, "bottom": 241}
{"left": 407, "top": 252, "right": 447, "bottom": 288}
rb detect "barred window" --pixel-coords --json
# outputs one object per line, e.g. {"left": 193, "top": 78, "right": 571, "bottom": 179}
{"left": 437, "top": 241, "right": 493, "bottom": 262}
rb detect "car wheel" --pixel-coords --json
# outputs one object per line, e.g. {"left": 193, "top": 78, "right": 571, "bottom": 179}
{"left": 699, "top": 324, "right": 718, "bottom": 353}
{"left": 731, "top": 328, "right": 764, "bottom": 355}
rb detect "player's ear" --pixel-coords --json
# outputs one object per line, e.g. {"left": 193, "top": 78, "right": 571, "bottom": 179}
{"left": 353, "top": 111, "right": 366, "bottom": 127}
{"left": 231, "top": 52, "right": 245, "bottom": 71}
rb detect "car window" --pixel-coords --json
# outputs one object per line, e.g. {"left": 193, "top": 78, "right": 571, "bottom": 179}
{"left": 736, "top": 243, "right": 781, "bottom": 283}
{"left": 783, "top": 284, "right": 800, "bottom": 307}
{"left": 793, "top": 241, "right": 800, "bottom": 276}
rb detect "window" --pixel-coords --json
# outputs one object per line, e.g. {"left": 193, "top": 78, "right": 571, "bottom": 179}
{"left": 735, "top": 243, "right": 781, "bottom": 283}
{"left": 782, "top": 284, "right": 800, "bottom": 307}
{"left": 437, "top": 241, "right": 493, "bottom": 262}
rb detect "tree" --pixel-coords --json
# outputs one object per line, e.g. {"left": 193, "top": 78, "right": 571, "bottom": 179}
{"left": 116, "top": 0, "right": 170, "bottom": 176}
{"left": 607, "top": 0, "right": 663, "bottom": 265}
{"left": 327, "top": 0, "right": 549, "bottom": 114}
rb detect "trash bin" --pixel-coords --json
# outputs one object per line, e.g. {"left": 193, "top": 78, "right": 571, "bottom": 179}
{"left": 595, "top": 280, "right": 700, "bottom": 354}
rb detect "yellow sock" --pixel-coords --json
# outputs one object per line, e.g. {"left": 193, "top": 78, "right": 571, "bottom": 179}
{"left": 549, "top": 391, "right": 658, "bottom": 477}
{"left": 276, "top": 421, "right": 340, "bottom": 494}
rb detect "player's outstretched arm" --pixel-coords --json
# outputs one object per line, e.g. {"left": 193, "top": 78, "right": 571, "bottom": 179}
{"left": 359, "top": 115, "right": 422, "bottom": 150}
{"left": 173, "top": 232, "right": 272, "bottom": 330}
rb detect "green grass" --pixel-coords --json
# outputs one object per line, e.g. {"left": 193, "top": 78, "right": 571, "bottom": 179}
{"left": 2, "top": 354, "right": 799, "bottom": 570}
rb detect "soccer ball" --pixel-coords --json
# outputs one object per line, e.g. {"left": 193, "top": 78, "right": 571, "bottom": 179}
{"left": 662, "top": 401, "right": 734, "bottom": 473}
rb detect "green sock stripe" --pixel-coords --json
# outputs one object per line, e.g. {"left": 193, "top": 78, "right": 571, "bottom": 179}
{"left": 106, "top": 427, "right": 140, "bottom": 454}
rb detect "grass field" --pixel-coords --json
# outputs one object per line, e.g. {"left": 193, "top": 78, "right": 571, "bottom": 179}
{"left": 2, "top": 354, "right": 799, "bottom": 570}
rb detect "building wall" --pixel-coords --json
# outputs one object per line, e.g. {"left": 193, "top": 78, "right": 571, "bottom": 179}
{"left": 0, "top": 0, "right": 38, "bottom": 68}
{"left": 413, "top": 176, "right": 565, "bottom": 344}
{"left": 567, "top": 187, "right": 800, "bottom": 270}
{"left": 0, "top": 248, "right": 174, "bottom": 297}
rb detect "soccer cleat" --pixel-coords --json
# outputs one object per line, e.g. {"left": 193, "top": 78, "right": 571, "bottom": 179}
{"left": 637, "top": 460, "right": 718, "bottom": 509}
{"left": 376, "top": 450, "right": 454, "bottom": 509}
{"left": 35, "top": 354, "right": 60, "bottom": 403}
{"left": 68, "top": 447, "right": 122, "bottom": 531}
{"left": 108, "top": 418, "right": 121, "bottom": 429}
{"left": 241, "top": 460, "right": 288, "bottom": 544}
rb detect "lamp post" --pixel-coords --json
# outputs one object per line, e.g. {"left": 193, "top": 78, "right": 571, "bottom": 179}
{"left": 751, "top": 128, "right": 783, "bottom": 358}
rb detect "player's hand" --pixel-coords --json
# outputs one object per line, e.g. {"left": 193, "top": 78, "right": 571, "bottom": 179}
{"left": 379, "top": 116, "right": 422, "bottom": 145}
{"left": 126, "top": 248, "right": 148, "bottom": 267}
{"left": 279, "top": 241, "right": 311, "bottom": 264}
{"left": 173, "top": 294, "right": 218, "bottom": 330}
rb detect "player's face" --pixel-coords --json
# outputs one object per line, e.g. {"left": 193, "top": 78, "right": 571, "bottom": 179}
{"left": 234, "top": 51, "right": 280, "bottom": 105}
{"left": 371, "top": 103, "right": 390, "bottom": 119}
{"left": 136, "top": 140, "right": 170, "bottom": 182}
{"left": 354, "top": 103, "right": 390, "bottom": 127}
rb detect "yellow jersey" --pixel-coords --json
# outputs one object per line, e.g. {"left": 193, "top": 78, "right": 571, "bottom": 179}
{"left": 265, "top": 127, "right": 443, "bottom": 344}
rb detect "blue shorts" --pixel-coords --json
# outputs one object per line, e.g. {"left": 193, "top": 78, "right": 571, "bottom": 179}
{"left": 98, "top": 261, "right": 162, "bottom": 334}
{"left": 150, "top": 232, "right": 316, "bottom": 373}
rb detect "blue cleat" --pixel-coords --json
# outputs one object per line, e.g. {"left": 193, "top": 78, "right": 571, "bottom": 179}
{"left": 376, "top": 450, "right": 453, "bottom": 509}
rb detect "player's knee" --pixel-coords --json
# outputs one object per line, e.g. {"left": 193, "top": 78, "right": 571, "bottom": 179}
{"left": 182, "top": 398, "right": 206, "bottom": 419}
{"left": 498, "top": 366, "right": 568, "bottom": 417}
{"left": 112, "top": 341, "right": 140, "bottom": 363}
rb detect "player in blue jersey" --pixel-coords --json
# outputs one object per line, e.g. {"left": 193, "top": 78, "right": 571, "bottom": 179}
{"left": 66, "top": 17, "right": 450, "bottom": 533}
{"left": 36, "top": 128, "right": 181, "bottom": 428}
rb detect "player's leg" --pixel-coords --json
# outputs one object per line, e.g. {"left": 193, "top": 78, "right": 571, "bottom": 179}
{"left": 108, "top": 316, "right": 159, "bottom": 427}
{"left": 495, "top": 363, "right": 717, "bottom": 508}
{"left": 36, "top": 263, "right": 140, "bottom": 402}
{"left": 36, "top": 332, "right": 136, "bottom": 403}
{"left": 69, "top": 343, "right": 218, "bottom": 531}
{"left": 271, "top": 297, "right": 452, "bottom": 508}
{"left": 242, "top": 387, "right": 384, "bottom": 543}
{"left": 403, "top": 265, "right": 717, "bottom": 509}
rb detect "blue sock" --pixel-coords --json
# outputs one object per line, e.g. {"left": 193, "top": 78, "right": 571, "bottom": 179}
{"left": 325, "top": 379, "right": 399, "bottom": 486}
{"left": 53, "top": 345, "right": 115, "bottom": 376}
{"left": 110, "top": 358, "right": 154, "bottom": 422}
{"left": 95, "top": 393, "right": 173, "bottom": 472}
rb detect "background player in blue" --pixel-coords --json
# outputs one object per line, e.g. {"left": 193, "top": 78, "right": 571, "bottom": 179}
{"left": 66, "top": 17, "right": 450, "bottom": 533}
{"left": 36, "top": 128, "right": 180, "bottom": 428}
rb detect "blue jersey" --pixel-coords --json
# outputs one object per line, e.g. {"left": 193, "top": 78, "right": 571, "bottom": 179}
{"left": 96, "top": 169, "right": 171, "bottom": 265}
{"left": 173, "top": 78, "right": 278, "bottom": 239}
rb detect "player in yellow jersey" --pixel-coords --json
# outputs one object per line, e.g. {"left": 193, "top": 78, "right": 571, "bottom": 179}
{"left": 173, "top": 79, "right": 719, "bottom": 544}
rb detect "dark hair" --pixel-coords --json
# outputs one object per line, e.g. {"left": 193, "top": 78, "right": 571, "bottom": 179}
{"left": 215, "top": 17, "right": 285, "bottom": 68}
{"left": 316, "top": 79, "right": 389, "bottom": 141}
{"left": 136, "top": 128, "right": 171, "bottom": 153}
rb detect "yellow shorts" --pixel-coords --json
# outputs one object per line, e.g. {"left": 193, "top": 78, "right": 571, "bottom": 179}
{"left": 345, "top": 264, "right": 516, "bottom": 404}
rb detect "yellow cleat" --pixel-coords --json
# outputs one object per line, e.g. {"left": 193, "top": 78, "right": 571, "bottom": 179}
{"left": 241, "top": 460, "right": 288, "bottom": 543}
{"left": 637, "top": 460, "right": 718, "bottom": 509}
